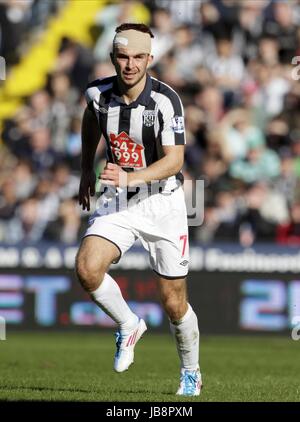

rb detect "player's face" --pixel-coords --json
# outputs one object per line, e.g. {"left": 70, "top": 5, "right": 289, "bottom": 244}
{"left": 112, "top": 47, "right": 152, "bottom": 88}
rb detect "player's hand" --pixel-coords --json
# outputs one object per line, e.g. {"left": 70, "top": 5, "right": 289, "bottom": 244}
{"left": 99, "top": 163, "right": 128, "bottom": 187}
{"left": 79, "top": 170, "right": 96, "bottom": 211}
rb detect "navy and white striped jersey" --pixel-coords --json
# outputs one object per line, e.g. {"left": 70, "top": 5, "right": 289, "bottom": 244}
{"left": 85, "top": 74, "right": 185, "bottom": 192}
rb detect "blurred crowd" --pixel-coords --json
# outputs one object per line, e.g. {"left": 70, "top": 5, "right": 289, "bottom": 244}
{"left": 0, "top": 0, "right": 65, "bottom": 66}
{"left": 1, "top": 0, "right": 300, "bottom": 247}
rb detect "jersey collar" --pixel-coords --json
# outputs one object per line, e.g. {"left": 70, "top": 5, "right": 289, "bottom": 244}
{"left": 111, "top": 74, "right": 152, "bottom": 108}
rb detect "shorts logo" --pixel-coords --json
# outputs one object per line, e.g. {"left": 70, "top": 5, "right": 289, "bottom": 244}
{"left": 180, "top": 260, "right": 189, "bottom": 267}
{"left": 171, "top": 116, "right": 184, "bottom": 133}
{"left": 143, "top": 110, "right": 156, "bottom": 127}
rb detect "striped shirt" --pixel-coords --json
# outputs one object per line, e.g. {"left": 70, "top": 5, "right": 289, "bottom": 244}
{"left": 85, "top": 74, "right": 185, "bottom": 193}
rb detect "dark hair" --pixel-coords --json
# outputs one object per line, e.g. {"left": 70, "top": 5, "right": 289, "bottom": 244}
{"left": 115, "top": 23, "right": 154, "bottom": 38}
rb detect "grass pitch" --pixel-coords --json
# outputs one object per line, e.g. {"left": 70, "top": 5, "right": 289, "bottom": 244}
{"left": 0, "top": 332, "right": 299, "bottom": 402}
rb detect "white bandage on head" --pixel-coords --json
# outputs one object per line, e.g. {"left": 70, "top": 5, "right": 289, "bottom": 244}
{"left": 113, "top": 29, "right": 152, "bottom": 54}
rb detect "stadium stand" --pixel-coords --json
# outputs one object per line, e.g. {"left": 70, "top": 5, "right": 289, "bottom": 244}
{"left": 1, "top": 0, "right": 300, "bottom": 247}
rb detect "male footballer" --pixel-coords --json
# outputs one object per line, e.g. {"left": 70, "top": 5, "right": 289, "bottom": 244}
{"left": 76, "top": 23, "right": 201, "bottom": 396}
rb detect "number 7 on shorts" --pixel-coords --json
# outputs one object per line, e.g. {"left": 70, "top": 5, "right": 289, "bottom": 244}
{"left": 180, "top": 234, "right": 188, "bottom": 257}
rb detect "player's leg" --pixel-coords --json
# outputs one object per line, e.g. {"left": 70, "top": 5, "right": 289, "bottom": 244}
{"left": 76, "top": 235, "right": 138, "bottom": 330}
{"left": 141, "top": 188, "right": 201, "bottom": 395}
{"left": 157, "top": 276, "right": 199, "bottom": 368}
{"left": 157, "top": 276, "right": 201, "bottom": 396}
{"left": 76, "top": 224, "right": 147, "bottom": 372}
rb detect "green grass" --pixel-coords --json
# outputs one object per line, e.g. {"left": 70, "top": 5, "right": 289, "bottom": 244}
{"left": 0, "top": 332, "right": 299, "bottom": 401}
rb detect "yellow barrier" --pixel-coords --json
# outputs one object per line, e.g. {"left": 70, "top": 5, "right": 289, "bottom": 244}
{"left": 0, "top": 0, "right": 106, "bottom": 120}
{"left": 0, "top": 0, "right": 150, "bottom": 123}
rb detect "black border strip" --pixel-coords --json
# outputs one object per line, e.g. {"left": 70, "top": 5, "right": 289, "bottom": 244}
{"left": 153, "top": 269, "right": 188, "bottom": 280}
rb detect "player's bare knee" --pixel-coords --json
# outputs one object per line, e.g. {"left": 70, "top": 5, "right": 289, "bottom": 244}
{"left": 76, "top": 265, "right": 102, "bottom": 292}
{"left": 161, "top": 296, "right": 186, "bottom": 322}
{"left": 75, "top": 255, "right": 105, "bottom": 292}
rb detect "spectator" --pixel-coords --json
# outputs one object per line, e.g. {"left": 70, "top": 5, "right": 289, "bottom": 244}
{"left": 205, "top": 31, "right": 245, "bottom": 105}
{"left": 195, "top": 85, "right": 225, "bottom": 128}
{"left": 220, "top": 108, "right": 255, "bottom": 162}
{"left": 290, "top": 131, "right": 300, "bottom": 178}
{"left": 28, "top": 127, "right": 61, "bottom": 173}
{"left": 264, "top": 1, "right": 298, "bottom": 63}
{"left": 44, "top": 198, "right": 85, "bottom": 244}
{"left": 32, "top": 176, "right": 60, "bottom": 223}
{"left": 65, "top": 115, "right": 82, "bottom": 170}
{"left": 265, "top": 115, "right": 290, "bottom": 153}
{"left": 4, "top": 197, "right": 49, "bottom": 244}
{"left": 0, "top": 178, "right": 18, "bottom": 220}
{"left": 277, "top": 203, "right": 300, "bottom": 246}
{"left": 52, "top": 163, "right": 80, "bottom": 201}
{"left": 14, "top": 159, "right": 37, "bottom": 200}
{"left": 156, "top": 0, "right": 202, "bottom": 26}
{"left": 2, "top": 106, "right": 33, "bottom": 157}
{"left": 0, "top": 0, "right": 33, "bottom": 65}
{"left": 54, "top": 37, "right": 95, "bottom": 92}
{"left": 274, "top": 150, "right": 300, "bottom": 206}
{"left": 29, "top": 90, "right": 52, "bottom": 130}
{"left": 257, "top": 34, "right": 280, "bottom": 66}
{"left": 171, "top": 25, "right": 203, "bottom": 82}
{"left": 236, "top": 0, "right": 266, "bottom": 60}
{"left": 150, "top": 7, "right": 174, "bottom": 66}
{"left": 235, "top": 183, "right": 280, "bottom": 245}
{"left": 47, "top": 72, "right": 79, "bottom": 152}
{"left": 251, "top": 62, "right": 291, "bottom": 118}
{"left": 230, "top": 128, "right": 281, "bottom": 183}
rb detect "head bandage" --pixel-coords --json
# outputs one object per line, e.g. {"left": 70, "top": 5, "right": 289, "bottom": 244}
{"left": 113, "top": 29, "right": 152, "bottom": 54}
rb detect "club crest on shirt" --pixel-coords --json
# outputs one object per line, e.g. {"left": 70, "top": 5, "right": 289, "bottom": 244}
{"left": 142, "top": 110, "right": 156, "bottom": 127}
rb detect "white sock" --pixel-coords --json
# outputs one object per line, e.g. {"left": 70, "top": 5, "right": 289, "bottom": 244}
{"left": 169, "top": 303, "right": 200, "bottom": 372}
{"left": 90, "top": 273, "right": 138, "bottom": 333}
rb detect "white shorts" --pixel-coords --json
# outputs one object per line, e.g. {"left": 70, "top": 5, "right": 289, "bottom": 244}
{"left": 83, "top": 187, "right": 189, "bottom": 278}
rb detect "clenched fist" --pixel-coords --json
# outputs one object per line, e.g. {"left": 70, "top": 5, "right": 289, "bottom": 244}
{"left": 99, "top": 162, "right": 129, "bottom": 187}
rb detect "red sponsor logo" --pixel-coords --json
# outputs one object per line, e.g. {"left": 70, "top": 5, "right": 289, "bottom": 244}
{"left": 109, "top": 132, "right": 146, "bottom": 168}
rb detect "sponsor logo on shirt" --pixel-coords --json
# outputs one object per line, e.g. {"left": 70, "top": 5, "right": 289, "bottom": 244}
{"left": 109, "top": 132, "right": 146, "bottom": 168}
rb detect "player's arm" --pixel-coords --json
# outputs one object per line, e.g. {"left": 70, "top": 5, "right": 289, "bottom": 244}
{"left": 100, "top": 145, "right": 184, "bottom": 187}
{"left": 79, "top": 106, "right": 102, "bottom": 211}
{"left": 129, "top": 145, "right": 184, "bottom": 186}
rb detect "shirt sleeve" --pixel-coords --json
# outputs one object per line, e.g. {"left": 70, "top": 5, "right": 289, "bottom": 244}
{"left": 159, "top": 91, "right": 186, "bottom": 146}
{"left": 85, "top": 85, "right": 99, "bottom": 114}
